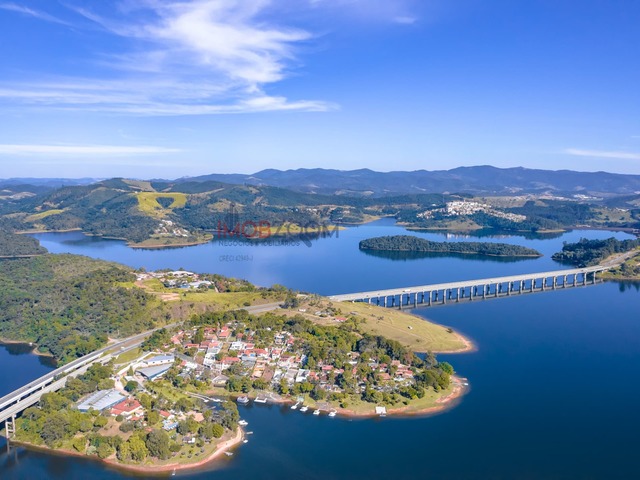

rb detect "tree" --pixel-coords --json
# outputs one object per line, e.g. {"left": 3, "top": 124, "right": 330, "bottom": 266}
{"left": 41, "top": 413, "right": 69, "bottom": 447}
{"left": 71, "top": 436, "right": 87, "bottom": 453}
{"left": 145, "top": 429, "right": 171, "bottom": 460}
{"left": 438, "top": 361, "right": 454, "bottom": 375}
{"left": 117, "top": 441, "right": 131, "bottom": 461}
{"left": 211, "top": 423, "right": 224, "bottom": 439}
{"left": 124, "top": 380, "right": 138, "bottom": 393}
{"left": 128, "top": 436, "right": 149, "bottom": 462}
{"left": 93, "top": 415, "right": 108, "bottom": 429}
{"left": 97, "top": 442, "right": 115, "bottom": 459}
{"left": 147, "top": 410, "right": 160, "bottom": 426}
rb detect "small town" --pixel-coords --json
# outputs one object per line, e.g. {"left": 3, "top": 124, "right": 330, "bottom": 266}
{"left": 8, "top": 304, "right": 456, "bottom": 471}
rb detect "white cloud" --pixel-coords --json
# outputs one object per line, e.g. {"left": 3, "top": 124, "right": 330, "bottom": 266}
{"left": 0, "top": 144, "right": 182, "bottom": 156}
{"left": 0, "top": 0, "right": 334, "bottom": 115}
{"left": 564, "top": 148, "right": 640, "bottom": 161}
{"left": 0, "top": 3, "right": 69, "bottom": 25}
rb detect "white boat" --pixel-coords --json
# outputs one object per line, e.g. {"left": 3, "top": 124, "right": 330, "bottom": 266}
{"left": 237, "top": 395, "right": 250, "bottom": 404}
{"left": 299, "top": 406, "right": 309, "bottom": 412}
{"left": 224, "top": 451, "right": 234, "bottom": 456}
{"left": 243, "top": 439, "right": 249, "bottom": 444}
{"left": 313, "top": 409, "right": 320, "bottom": 415}
{"left": 328, "top": 410, "right": 336, "bottom": 417}
{"left": 290, "top": 402, "right": 299, "bottom": 410}
{"left": 238, "top": 420, "right": 248, "bottom": 426}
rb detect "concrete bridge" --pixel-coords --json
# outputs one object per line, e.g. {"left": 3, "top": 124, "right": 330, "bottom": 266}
{"left": 328, "top": 266, "right": 608, "bottom": 308}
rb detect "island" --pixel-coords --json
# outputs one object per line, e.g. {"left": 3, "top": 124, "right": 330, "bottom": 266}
{"left": 359, "top": 235, "right": 542, "bottom": 257}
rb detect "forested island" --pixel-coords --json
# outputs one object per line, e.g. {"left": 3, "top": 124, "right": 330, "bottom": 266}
{"left": 359, "top": 235, "right": 542, "bottom": 257}
{"left": 552, "top": 237, "right": 640, "bottom": 267}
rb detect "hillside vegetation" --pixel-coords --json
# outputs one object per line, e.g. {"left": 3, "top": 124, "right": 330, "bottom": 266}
{"left": 0, "top": 230, "right": 48, "bottom": 257}
{"left": 552, "top": 237, "right": 640, "bottom": 266}
{"left": 0, "top": 254, "right": 170, "bottom": 363}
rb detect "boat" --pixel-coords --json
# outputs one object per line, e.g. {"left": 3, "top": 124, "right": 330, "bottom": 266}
{"left": 224, "top": 451, "right": 234, "bottom": 456}
{"left": 246, "top": 431, "right": 254, "bottom": 435}
{"left": 212, "top": 398, "right": 223, "bottom": 403}
{"left": 238, "top": 420, "right": 248, "bottom": 426}
{"left": 313, "top": 409, "right": 320, "bottom": 415}
{"left": 328, "top": 410, "right": 336, "bottom": 417}
{"left": 243, "top": 439, "right": 249, "bottom": 444}
{"left": 290, "top": 402, "right": 299, "bottom": 410}
{"left": 236, "top": 395, "right": 250, "bottom": 404}
{"left": 299, "top": 406, "right": 309, "bottom": 412}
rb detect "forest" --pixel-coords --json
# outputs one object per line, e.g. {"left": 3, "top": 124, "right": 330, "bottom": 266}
{"left": 552, "top": 237, "right": 640, "bottom": 266}
{"left": 359, "top": 235, "right": 542, "bottom": 257}
{"left": 0, "top": 230, "right": 48, "bottom": 257}
{"left": 0, "top": 254, "right": 171, "bottom": 363}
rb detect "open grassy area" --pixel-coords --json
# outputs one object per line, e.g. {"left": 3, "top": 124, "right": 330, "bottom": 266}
{"left": 130, "top": 233, "right": 212, "bottom": 248}
{"left": 294, "top": 299, "right": 469, "bottom": 353}
{"left": 138, "top": 278, "right": 286, "bottom": 309}
{"left": 26, "top": 209, "right": 64, "bottom": 222}
{"left": 135, "top": 192, "right": 188, "bottom": 217}
{"left": 114, "top": 347, "right": 142, "bottom": 364}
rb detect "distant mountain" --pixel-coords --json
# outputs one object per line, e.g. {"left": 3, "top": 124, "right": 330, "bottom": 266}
{"left": 180, "top": 166, "right": 640, "bottom": 197}
{"left": 0, "top": 177, "right": 99, "bottom": 189}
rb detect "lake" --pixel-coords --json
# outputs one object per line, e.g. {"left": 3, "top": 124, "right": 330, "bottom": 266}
{"left": 1, "top": 221, "right": 639, "bottom": 479}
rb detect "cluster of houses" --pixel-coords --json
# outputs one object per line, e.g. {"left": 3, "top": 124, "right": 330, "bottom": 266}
{"left": 418, "top": 200, "right": 527, "bottom": 223}
{"left": 135, "top": 270, "right": 214, "bottom": 290}
{"left": 163, "top": 323, "right": 417, "bottom": 395}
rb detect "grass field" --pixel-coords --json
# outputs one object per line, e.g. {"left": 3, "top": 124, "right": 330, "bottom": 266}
{"left": 135, "top": 192, "right": 188, "bottom": 217}
{"left": 114, "top": 347, "right": 142, "bottom": 364}
{"left": 26, "top": 209, "right": 64, "bottom": 222}
{"left": 302, "top": 300, "right": 469, "bottom": 353}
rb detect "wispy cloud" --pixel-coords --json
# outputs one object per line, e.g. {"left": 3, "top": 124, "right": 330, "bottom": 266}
{"left": 0, "top": 0, "right": 334, "bottom": 115}
{"left": 564, "top": 148, "right": 640, "bottom": 161}
{"left": 0, "top": 3, "right": 69, "bottom": 25}
{"left": 0, "top": 144, "right": 182, "bottom": 156}
{"left": 394, "top": 16, "right": 417, "bottom": 25}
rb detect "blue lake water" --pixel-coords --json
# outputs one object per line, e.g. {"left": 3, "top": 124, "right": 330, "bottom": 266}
{"left": 2, "top": 221, "right": 640, "bottom": 479}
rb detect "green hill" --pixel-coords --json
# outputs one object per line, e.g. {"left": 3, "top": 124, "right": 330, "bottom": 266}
{"left": 0, "top": 254, "right": 170, "bottom": 363}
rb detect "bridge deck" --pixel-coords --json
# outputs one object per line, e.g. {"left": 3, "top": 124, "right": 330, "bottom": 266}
{"left": 328, "top": 266, "right": 605, "bottom": 302}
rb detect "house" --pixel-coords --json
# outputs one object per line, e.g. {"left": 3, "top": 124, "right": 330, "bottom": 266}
{"left": 212, "top": 374, "right": 229, "bottom": 387}
{"left": 163, "top": 420, "right": 179, "bottom": 431}
{"left": 221, "top": 357, "right": 241, "bottom": 369}
{"left": 110, "top": 398, "right": 143, "bottom": 418}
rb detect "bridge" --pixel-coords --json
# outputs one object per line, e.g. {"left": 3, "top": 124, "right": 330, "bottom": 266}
{"left": 0, "top": 323, "right": 184, "bottom": 441}
{"left": 328, "top": 265, "right": 608, "bottom": 308}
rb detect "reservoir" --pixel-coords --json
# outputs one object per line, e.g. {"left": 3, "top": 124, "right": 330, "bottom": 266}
{"left": 1, "top": 221, "right": 639, "bottom": 478}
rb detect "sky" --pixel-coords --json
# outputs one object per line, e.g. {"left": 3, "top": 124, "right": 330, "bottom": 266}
{"left": 0, "top": 0, "right": 639, "bottom": 179}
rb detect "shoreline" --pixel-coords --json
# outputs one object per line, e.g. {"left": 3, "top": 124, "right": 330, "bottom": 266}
{"left": 338, "top": 375, "right": 468, "bottom": 418}
{"left": 0, "top": 338, "right": 55, "bottom": 360}
{"left": 229, "top": 371, "right": 470, "bottom": 420}
{"left": 433, "top": 330, "right": 477, "bottom": 354}
{"left": 11, "top": 427, "right": 243, "bottom": 475}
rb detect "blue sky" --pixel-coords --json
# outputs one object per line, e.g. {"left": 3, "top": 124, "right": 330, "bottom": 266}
{"left": 0, "top": 0, "right": 639, "bottom": 178}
